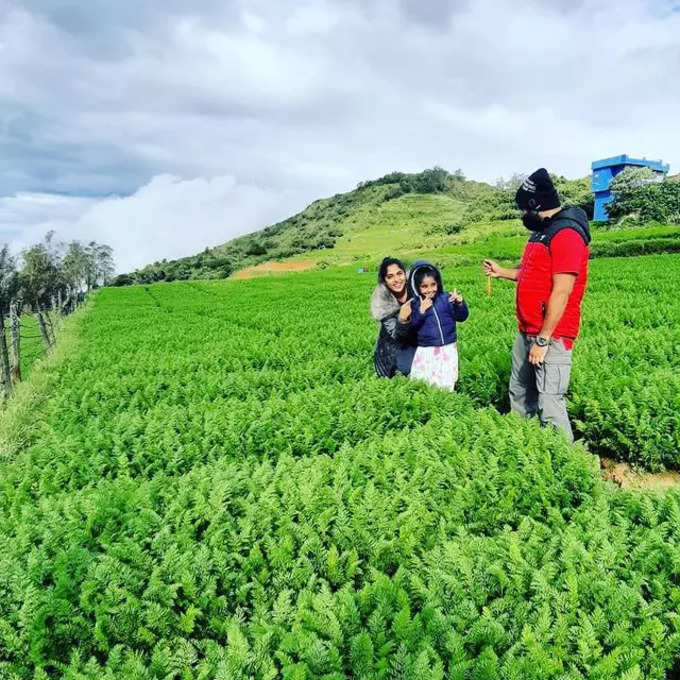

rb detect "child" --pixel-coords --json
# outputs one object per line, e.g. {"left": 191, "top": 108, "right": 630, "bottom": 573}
{"left": 406, "top": 260, "right": 469, "bottom": 391}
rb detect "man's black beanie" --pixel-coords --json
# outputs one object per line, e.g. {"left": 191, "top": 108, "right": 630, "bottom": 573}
{"left": 515, "top": 168, "right": 561, "bottom": 211}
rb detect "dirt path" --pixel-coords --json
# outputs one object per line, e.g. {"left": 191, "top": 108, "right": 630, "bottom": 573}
{"left": 600, "top": 458, "right": 680, "bottom": 491}
{"left": 232, "top": 259, "right": 317, "bottom": 280}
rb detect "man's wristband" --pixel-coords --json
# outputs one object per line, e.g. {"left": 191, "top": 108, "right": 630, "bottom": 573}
{"left": 534, "top": 336, "right": 550, "bottom": 347}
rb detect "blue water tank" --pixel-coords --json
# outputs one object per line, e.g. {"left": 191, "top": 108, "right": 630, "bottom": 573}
{"left": 591, "top": 155, "right": 669, "bottom": 221}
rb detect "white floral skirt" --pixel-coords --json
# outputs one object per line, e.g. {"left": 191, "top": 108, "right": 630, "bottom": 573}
{"left": 410, "top": 343, "right": 459, "bottom": 391}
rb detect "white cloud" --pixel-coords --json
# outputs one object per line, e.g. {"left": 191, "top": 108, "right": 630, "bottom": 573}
{"left": 2, "top": 175, "right": 309, "bottom": 273}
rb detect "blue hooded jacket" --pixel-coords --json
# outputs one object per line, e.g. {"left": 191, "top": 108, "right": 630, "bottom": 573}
{"left": 408, "top": 260, "right": 469, "bottom": 347}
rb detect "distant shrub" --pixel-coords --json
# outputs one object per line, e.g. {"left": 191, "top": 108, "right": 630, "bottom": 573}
{"left": 608, "top": 171, "right": 680, "bottom": 224}
{"left": 112, "top": 273, "right": 134, "bottom": 287}
{"left": 245, "top": 241, "right": 268, "bottom": 256}
{"left": 359, "top": 167, "right": 456, "bottom": 196}
{"left": 382, "top": 186, "right": 406, "bottom": 202}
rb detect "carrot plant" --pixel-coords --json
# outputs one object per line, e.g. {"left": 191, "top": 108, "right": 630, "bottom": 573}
{"left": 1, "top": 254, "right": 679, "bottom": 678}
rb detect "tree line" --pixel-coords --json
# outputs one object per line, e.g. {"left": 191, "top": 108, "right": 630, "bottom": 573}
{"left": 0, "top": 232, "right": 115, "bottom": 398}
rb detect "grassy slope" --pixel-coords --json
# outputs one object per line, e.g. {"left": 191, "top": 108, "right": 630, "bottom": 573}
{"left": 297, "top": 211, "right": 680, "bottom": 270}
{"left": 212, "top": 175, "right": 496, "bottom": 268}
{"left": 308, "top": 193, "right": 468, "bottom": 263}
{"left": 238, "top": 188, "right": 680, "bottom": 276}
{"left": 118, "top": 174, "right": 503, "bottom": 282}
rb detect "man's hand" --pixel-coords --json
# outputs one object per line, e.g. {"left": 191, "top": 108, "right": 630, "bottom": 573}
{"left": 482, "top": 259, "right": 518, "bottom": 281}
{"left": 528, "top": 341, "right": 549, "bottom": 365}
{"left": 398, "top": 299, "right": 413, "bottom": 322}
{"left": 449, "top": 289, "right": 464, "bottom": 304}
{"left": 483, "top": 259, "right": 502, "bottom": 278}
{"left": 419, "top": 296, "right": 433, "bottom": 314}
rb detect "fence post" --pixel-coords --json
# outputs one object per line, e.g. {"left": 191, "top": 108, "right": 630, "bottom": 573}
{"left": 62, "top": 290, "right": 72, "bottom": 315}
{"left": 44, "top": 306, "right": 57, "bottom": 346}
{"left": 35, "top": 311, "right": 52, "bottom": 351}
{"left": 0, "top": 312, "right": 12, "bottom": 398}
{"left": 9, "top": 301, "right": 21, "bottom": 383}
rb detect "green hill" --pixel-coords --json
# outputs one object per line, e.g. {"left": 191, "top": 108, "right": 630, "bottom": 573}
{"left": 114, "top": 169, "right": 593, "bottom": 284}
{"left": 115, "top": 167, "right": 680, "bottom": 285}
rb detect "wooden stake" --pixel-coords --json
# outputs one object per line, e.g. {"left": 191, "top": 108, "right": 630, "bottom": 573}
{"left": 0, "top": 313, "right": 12, "bottom": 398}
{"left": 9, "top": 301, "right": 21, "bottom": 383}
{"left": 35, "top": 311, "right": 52, "bottom": 350}
{"left": 44, "top": 309, "right": 57, "bottom": 345}
{"left": 62, "top": 290, "right": 72, "bottom": 315}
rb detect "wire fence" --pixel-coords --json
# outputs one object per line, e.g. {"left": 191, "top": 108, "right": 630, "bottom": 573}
{"left": 1, "top": 296, "right": 88, "bottom": 401}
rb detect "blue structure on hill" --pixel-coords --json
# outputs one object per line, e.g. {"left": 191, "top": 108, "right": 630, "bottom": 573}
{"left": 591, "top": 155, "right": 669, "bottom": 221}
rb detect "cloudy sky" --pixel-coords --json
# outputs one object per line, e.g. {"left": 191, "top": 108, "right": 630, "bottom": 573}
{"left": 1, "top": 0, "right": 679, "bottom": 272}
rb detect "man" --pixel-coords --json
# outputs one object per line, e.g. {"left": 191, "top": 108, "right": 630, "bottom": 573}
{"left": 483, "top": 168, "right": 591, "bottom": 442}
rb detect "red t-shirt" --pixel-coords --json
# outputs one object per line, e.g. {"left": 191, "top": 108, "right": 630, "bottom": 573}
{"left": 516, "top": 229, "right": 589, "bottom": 349}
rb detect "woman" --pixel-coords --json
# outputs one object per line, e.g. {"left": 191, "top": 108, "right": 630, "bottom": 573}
{"left": 370, "top": 257, "right": 417, "bottom": 377}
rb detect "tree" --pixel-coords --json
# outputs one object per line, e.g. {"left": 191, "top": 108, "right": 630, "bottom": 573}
{"left": 0, "top": 246, "right": 19, "bottom": 396}
{"left": 495, "top": 173, "right": 527, "bottom": 191}
{"left": 83, "top": 241, "right": 115, "bottom": 290}
{"left": 609, "top": 166, "right": 658, "bottom": 195}
{"left": 245, "top": 240, "right": 267, "bottom": 256}
{"left": 112, "top": 273, "right": 134, "bottom": 287}
{"left": 551, "top": 175, "right": 594, "bottom": 218}
{"left": 61, "top": 241, "right": 90, "bottom": 294}
{"left": 17, "top": 233, "right": 115, "bottom": 310}
{"left": 414, "top": 167, "right": 450, "bottom": 193}
{"left": 19, "top": 235, "right": 62, "bottom": 310}
{"left": 0, "top": 246, "right": 19, "bottom": 315}
{"left": 93, "top": 243, "right": 115, "bottom": 286}
{"left": 607, "top": 168, "right": 679, "bottom": 223}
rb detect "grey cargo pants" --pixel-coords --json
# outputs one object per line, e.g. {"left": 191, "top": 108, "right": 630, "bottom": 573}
{"left": 509, "top": 332, "right": 574, "bottom": 443}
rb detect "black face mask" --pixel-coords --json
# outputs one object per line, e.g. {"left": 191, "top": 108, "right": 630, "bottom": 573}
{"left": 522, "top": 210, "right": 547, "bottom": 232}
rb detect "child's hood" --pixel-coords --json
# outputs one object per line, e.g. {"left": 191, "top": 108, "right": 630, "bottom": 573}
{"left": 408, "top": 260, "right": 444, "bottom": 300}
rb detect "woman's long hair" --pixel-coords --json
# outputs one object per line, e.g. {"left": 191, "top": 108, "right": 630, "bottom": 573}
{"left": 378, "top": 257, "right": 406, "bottom": 284}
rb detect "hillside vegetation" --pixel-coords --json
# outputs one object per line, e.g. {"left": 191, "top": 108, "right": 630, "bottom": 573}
{"left": 114, "top": 169, "right": 596, "bottom": 284}
{"left": 116, "top": 167, "right": 680, "bottom": 285}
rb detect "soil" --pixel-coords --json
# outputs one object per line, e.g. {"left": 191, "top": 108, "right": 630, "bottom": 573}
{"left": 600, "top": 457, "right": 680, "bottom": 491}
{"left": 232, "top": 259, "right": 317, "bottom": 280}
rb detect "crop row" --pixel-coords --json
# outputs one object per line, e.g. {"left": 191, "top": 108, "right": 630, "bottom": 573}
{"left": 3, "top": 407, "right": 680, "bottom": 678}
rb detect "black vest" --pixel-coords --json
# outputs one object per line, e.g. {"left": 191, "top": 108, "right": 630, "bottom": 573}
{"left": 528, "top": 212, "right": 591, "bottom": 247}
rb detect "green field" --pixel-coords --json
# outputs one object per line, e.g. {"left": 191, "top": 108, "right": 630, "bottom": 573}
{"left": 1, "top": 254, "right": 680, "bottom": 678}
